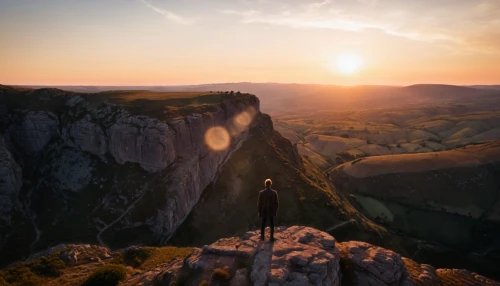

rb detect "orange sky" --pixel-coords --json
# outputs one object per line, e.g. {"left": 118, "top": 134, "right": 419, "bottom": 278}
{"left": 1, "top": 0, "right": 500, "bottom": 86}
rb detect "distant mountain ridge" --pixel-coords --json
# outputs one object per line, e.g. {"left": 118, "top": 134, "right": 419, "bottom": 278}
{"left": 16, "top": 83, "right": 500, "bottom": 115}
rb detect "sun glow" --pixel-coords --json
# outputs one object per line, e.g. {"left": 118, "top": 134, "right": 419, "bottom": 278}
{"left": 335, "top": 53, "right": 363, "bottom": 75}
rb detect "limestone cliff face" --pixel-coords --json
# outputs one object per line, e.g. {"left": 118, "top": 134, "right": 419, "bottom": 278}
{"left": 8, "top": 111, "right": 60, "bottom": 154}
{"left": 0, "top": 87, "right": 261, "bottom": 265}
{"left": 0, "top": 135, "right": 22, "bottom": 224}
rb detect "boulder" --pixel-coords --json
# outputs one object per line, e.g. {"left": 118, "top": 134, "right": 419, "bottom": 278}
{"left": 338, "top": 241, "right": 404, "bottom": 285}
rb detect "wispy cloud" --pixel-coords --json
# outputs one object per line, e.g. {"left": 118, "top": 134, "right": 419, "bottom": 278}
{"left": 220, "top": 0, "right": 500, "bottom": 53}
{"left": 220, "top": 9, "right": 398, "bottom": 33}
{"left": 138, "top": 0, "right": 196, "bottom": 25}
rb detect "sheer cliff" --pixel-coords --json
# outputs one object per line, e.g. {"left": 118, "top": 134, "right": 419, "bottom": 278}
{"left": 0, "top": 86, "right": 260, "bottom": 266}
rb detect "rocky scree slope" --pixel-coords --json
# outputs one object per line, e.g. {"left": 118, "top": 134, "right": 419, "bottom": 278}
{"left": 2, "top": 226, "right": 498, "bottom": 285}
{"left": 0, "top": 86, "right": 260, "bottom": 266}
{"left": 329, "top": 141, "right": 500, "bottom": 279}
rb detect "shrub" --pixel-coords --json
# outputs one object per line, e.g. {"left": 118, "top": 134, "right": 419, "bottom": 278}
{"left": 30, "top": 255, "right": 66, "bottom": 277}
{"left": 340, "top": 134, "right": 350, "bottom": 138}
{"left": 124, "top": 247, "right": 153, "bottom": 268}
{"left": 212, "top": 266, "right": 231, "bottom": 282}
{"left": 1, "top": 266, "right": 41, "bottom": 285}
{"left": 199, "top": 280, "right": 209, "bottom": 286}
{"left": 83, "top": 264, "right": 127, "bottom": 286}
{"left": 108, "top": 253, "right": 125, "bottom": 265}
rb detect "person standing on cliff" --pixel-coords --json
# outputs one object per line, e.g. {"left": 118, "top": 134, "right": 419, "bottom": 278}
{"left": 258, "top": 179, "right": 279, "bottom": 242}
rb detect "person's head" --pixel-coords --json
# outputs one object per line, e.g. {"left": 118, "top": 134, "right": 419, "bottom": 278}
{"left": 265, "top": 178, "right": 272, "bottom": 188}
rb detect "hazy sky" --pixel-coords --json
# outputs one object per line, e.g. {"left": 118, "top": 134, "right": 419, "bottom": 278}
{"left": 1, "top": 0, "right": 499, "bottom": 85}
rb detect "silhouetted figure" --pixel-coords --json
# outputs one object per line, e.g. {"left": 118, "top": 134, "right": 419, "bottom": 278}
{"left": 258, "top": 179, "right": 279, "bottom": 241}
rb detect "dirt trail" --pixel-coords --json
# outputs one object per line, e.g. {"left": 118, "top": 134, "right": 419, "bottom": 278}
{"left": 97, "top": 182, "right": 151, "bottom": 247}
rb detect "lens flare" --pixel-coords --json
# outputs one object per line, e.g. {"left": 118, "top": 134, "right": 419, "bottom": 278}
{"left": 232, "top": 110, "right": 253, "bottom": 133}
{"left": 204, "top": 126, "right": 230, "bottom": 151}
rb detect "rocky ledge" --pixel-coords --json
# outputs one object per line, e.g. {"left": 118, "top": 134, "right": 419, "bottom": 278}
{"left": 3, "top": 226, "right": 498, "bottom": 286}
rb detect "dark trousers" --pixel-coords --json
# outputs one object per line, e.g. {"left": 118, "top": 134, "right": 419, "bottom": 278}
{"left": 260, "top": 216, "right": 275, "bottom": 237}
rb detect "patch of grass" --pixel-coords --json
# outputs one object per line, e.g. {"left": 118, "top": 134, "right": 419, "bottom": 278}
{"left": 139, "top": 247, "right": 194, "bottom": 269}
{"left": 82, "top": 264, "right": 127, "bottom": 286}
{"left": 30, "top": 254, "right": 66, "bottom": 277}
{"left": 212, "top": 266, "right": 231, "bottom": 282}
{"left": 0, "top": 253, "right": 66, "bottom": 285}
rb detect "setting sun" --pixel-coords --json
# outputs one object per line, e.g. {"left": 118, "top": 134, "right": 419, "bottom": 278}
{"left": 335, "top": 54, "right": 363, "bottom": 75}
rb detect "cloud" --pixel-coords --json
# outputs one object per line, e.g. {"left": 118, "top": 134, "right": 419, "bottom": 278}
{"left": 221, "top": 9, "right": 383, "bottom": 31}
{"left": 219, "top": 0, "right": 500, "bottom": 53}
{"left": 138, "top": 0, "right": 196, "bottom": 25}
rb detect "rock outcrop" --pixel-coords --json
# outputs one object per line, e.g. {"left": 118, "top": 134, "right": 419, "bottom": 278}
{"left": 8, "top": 111, "right": 60, "bottom": 154}
{"left": 3, "top": 226, "right": 498, "bottom": 286}
{"left": 338, "top": 238, "right": 499, "bottom": 286}
{"left": 190, "top": 226, "right": 341, "bottom": 286}
{"left": 130, "top": 227, "right": 500, "bottom": 285}
{"left": 338, "top": 241, "right": 404, "bottom": 285}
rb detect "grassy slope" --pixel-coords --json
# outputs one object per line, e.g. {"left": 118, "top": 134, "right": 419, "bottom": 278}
{"left": 328, "top": 141, "right": 500, "bottom": 279}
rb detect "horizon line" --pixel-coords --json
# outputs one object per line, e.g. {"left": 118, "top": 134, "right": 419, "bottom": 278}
{"left": 4, "top": 82, "right": 500, "bottom": 88}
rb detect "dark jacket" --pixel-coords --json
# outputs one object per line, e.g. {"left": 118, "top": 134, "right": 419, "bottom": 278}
{"left": 258, "top": 188, "right": 279, "bottom": 217}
